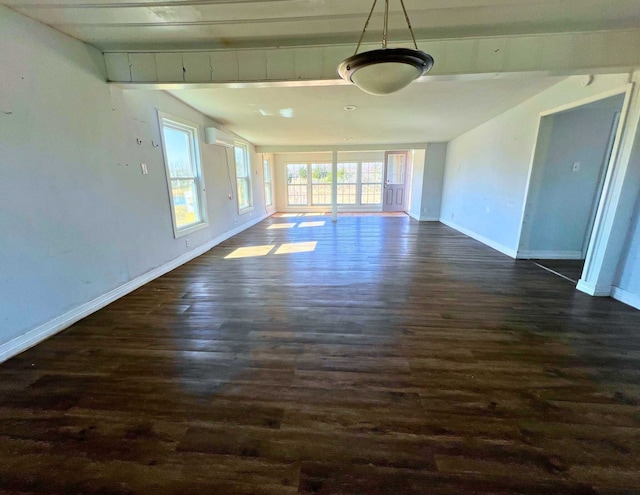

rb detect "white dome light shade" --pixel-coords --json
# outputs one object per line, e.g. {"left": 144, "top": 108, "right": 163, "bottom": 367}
{"left": 351, "top": 62, "right": 422, "bottom": 96}
{"left": 338, "top": 48, "right": 434, "bottom": 96}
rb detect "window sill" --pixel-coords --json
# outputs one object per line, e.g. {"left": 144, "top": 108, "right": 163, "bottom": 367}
{"left": 174, "top": 221, "right": 208, "bottom": 239}
{"left": 238, "top": 206, "right": 254, "bottom": 215}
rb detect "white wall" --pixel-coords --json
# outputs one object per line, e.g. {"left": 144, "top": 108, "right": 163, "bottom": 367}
{"left": 616, "top": 204, "right": 640, "bottom": 304}
{"left": 0, "top": 7, "right": 267, "bottom": 357}
{"left": 441, "top": 74, "right": 632, "bottom": 257}
{"left": 408, "top": 150, "right": 426, "bottom": 220}
{"left": 613, "top": 131, "right": 640, "bottom": 309}
{"left": 519, "top": 94, "right": 625, "bottom": 258}
{"left": 421, "top": 143, "right": 447, "bottom": 221}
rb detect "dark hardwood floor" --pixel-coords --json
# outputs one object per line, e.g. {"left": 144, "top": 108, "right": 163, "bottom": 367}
{"left": 1, "top": 215, "right": 639, "bottom": 494}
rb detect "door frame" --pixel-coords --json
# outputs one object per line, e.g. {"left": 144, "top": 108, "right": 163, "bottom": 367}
{"left": 515, "top": 82, "right": 637, "bottom": 297}
{"left": 383, "top": 150, "right": 410, "bottom": 212}
{"left": 581, "top": 110, "right": 622, "bottom": 257}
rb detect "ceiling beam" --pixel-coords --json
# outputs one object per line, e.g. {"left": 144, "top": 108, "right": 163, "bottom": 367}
{"left": 105, "top": 30, "right": 640, "bottom": 84}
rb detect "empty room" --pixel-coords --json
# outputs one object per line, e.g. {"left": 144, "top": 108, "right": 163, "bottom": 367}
{"left": 1, "top": 0, "right": 640, "bottom": 494}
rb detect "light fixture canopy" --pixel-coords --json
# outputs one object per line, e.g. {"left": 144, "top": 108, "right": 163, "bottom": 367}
{"left": 337, "top": 0, "right": 434, "bottom": 96}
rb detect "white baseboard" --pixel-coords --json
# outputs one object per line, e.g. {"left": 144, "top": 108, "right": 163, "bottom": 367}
{"left": 0, "top": 214, "right": 269, "bottom": 364}
{"left": 420, "top": 216, "right": 440, "bottom": 222}
{"left": 408, "top": 210, "right": 420, "bottom": 221}
{"left": 576, "top": 279, "right": 613, "bottom": 297}
{"left": 439, "top": 218, "right": 518, "bottom": 258}
{"left": 611, "top": 287, "right": 640, "bottom": 310}
{"left": 516, "top": 250, "right": 583, "bottom": 260}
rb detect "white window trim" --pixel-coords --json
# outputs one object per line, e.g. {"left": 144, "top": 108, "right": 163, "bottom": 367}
{"left": 285, "top": 162, "right": 309, "bottom": 207}
{"left": 311, "top": 162, "right": 333, "bottom": 206}
{"left": 263, "top": 155, "right": 274, "bottom": 207}
{"left": 158, "top": 111, "right": 209, "bottom": 238}
{"left": 235, "top": 141, "right": 254, "bottom": 214}
{"left": 284, "top": 159, "right": 384, "bottom": 208}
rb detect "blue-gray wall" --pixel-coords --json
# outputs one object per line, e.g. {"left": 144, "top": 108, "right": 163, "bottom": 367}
{"left": 0, "top": 6, "right": 267, "bottom": 353}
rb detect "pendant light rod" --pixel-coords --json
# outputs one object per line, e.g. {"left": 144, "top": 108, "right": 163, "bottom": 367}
{"left": 382, "top": 0, "right": 389, "bottom": 49}
{"left": 399, "top": 0, "right": 419, "bottom": 50}
{"left": 354, "top": 0, "right": 379, "bottom": 55}
{"left": 338, "top": 0, "right": 434, "bottom": 96}
{"left": 353, "top": 0, "right": 421, "bottom": 54}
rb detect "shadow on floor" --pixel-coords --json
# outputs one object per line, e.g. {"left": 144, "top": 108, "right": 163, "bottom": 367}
{"left": 531, "top": 259, "right": 585, "bottom": 283}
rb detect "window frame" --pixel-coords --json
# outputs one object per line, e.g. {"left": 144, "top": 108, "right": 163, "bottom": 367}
{"left": 284, "top": 159, "right": 384, "bottom": 208}
{"left": 360, "top": 160, "right": 384, "bottom": 205}
{"left": 286, "top": 163, "right": 310, "bottom": 206}
{"left": 158, "top": 111, "right": 208, "bottom": 239}
{"left": 337, "top": 161, "right": 358, "bottom": 205}
{"left": 311, "top": 162, "right": 333, "bottom": 206}
{"left": 234, "top": 141, "right": 254, "bottom": 214}
{"left": 263, "top": 154, "right": 274, "bottom": 207}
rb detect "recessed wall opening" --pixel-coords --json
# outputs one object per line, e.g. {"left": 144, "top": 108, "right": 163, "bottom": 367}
{"left": 518, "top": 92, "right": 626, "bottom": 283}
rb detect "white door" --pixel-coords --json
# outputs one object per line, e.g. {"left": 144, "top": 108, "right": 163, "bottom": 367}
{"left": 383, "top": 151, "right": 408, "bottom": 212}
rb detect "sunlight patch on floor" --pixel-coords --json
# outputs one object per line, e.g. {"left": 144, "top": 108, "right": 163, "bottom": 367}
{"left": 224, "top": 245, "right": 275, "bottom": 259}
{"left": 267, "top": 223, "right": 296, "bottom": 230}
{"left": 299, "top": 221, "right": 326, "bottom": 228}
{"left": 274, "top": 242, "right": 318, "bottom": 255}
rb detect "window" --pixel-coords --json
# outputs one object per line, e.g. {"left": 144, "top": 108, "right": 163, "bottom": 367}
{"left": 159, "top": 113, "right": 207, "bottom": 237}
{"left": 234, "top": 142, "right": 253, "bottom": 212}
{"left": 285, "top": 158, "right": 384, "bottom": 208}
{"left": 287, "top": 163, "right": 308, "bottom": 205}
{"left": 337, "top": 162, "right": 357, "bottom": 205}
{"left": 361, "top": 161, "right": 384, "bottom": 204}
{"left": 311, "top": 163, "right": 332, "bottom": 205}
{"left": 263, "top": 155, "right": 273, "bottom": 207}
{"left": 386, "top": 153, "right": 406, "bottom": 184}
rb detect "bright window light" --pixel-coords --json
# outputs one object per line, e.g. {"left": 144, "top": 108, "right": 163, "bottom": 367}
{"left": 299, "top": 221, "right": 326, "bottom": 228}
{"left": 234, "top": 142, "right": 253, "bottom": 213}
{"left": 159, "top": 113, "right": 208, "bottom": 238}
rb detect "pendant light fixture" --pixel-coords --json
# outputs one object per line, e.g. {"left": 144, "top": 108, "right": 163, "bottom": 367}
{"left": 338, "top": 0, "right": 434, "bottom": 96}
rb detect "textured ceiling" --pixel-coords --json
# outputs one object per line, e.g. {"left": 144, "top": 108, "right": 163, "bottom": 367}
{"left": 4, "top": 0, "right": 640, "bottom": 51}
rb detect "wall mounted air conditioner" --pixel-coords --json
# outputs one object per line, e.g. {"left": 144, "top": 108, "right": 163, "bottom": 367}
{"left": 204, "top": 126, "right": 235, "bottom": 148}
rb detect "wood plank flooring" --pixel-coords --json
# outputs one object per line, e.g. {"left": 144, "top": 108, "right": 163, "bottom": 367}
{"left": 1, "top": 215, "right": 639, "bottom": 494}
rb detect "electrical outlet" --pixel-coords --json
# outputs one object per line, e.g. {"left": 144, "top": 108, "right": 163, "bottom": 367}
{"left": 185, "top": 238, "right": 190, "bottom": 247}
{"left": 572, "top": 161, "right": 581, "bottom": 172}
{"left": 140, "top": 163, "right": 148, "bottom": 175}
{"left": 228, "top": 193, "right": 233, "bottom": 199}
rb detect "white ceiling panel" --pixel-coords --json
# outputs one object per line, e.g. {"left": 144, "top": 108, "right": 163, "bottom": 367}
{"left": 167, "top": 75, "right": 563, "bottom": 146}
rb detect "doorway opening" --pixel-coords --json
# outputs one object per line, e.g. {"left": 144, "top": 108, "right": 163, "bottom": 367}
{"left": 517, "top": 93, "right": 626, "bottom": 283}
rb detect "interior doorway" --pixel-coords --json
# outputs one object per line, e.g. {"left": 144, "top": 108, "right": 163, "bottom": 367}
{"left": 518, "top": 93, "right": 626, "bottom": 282}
